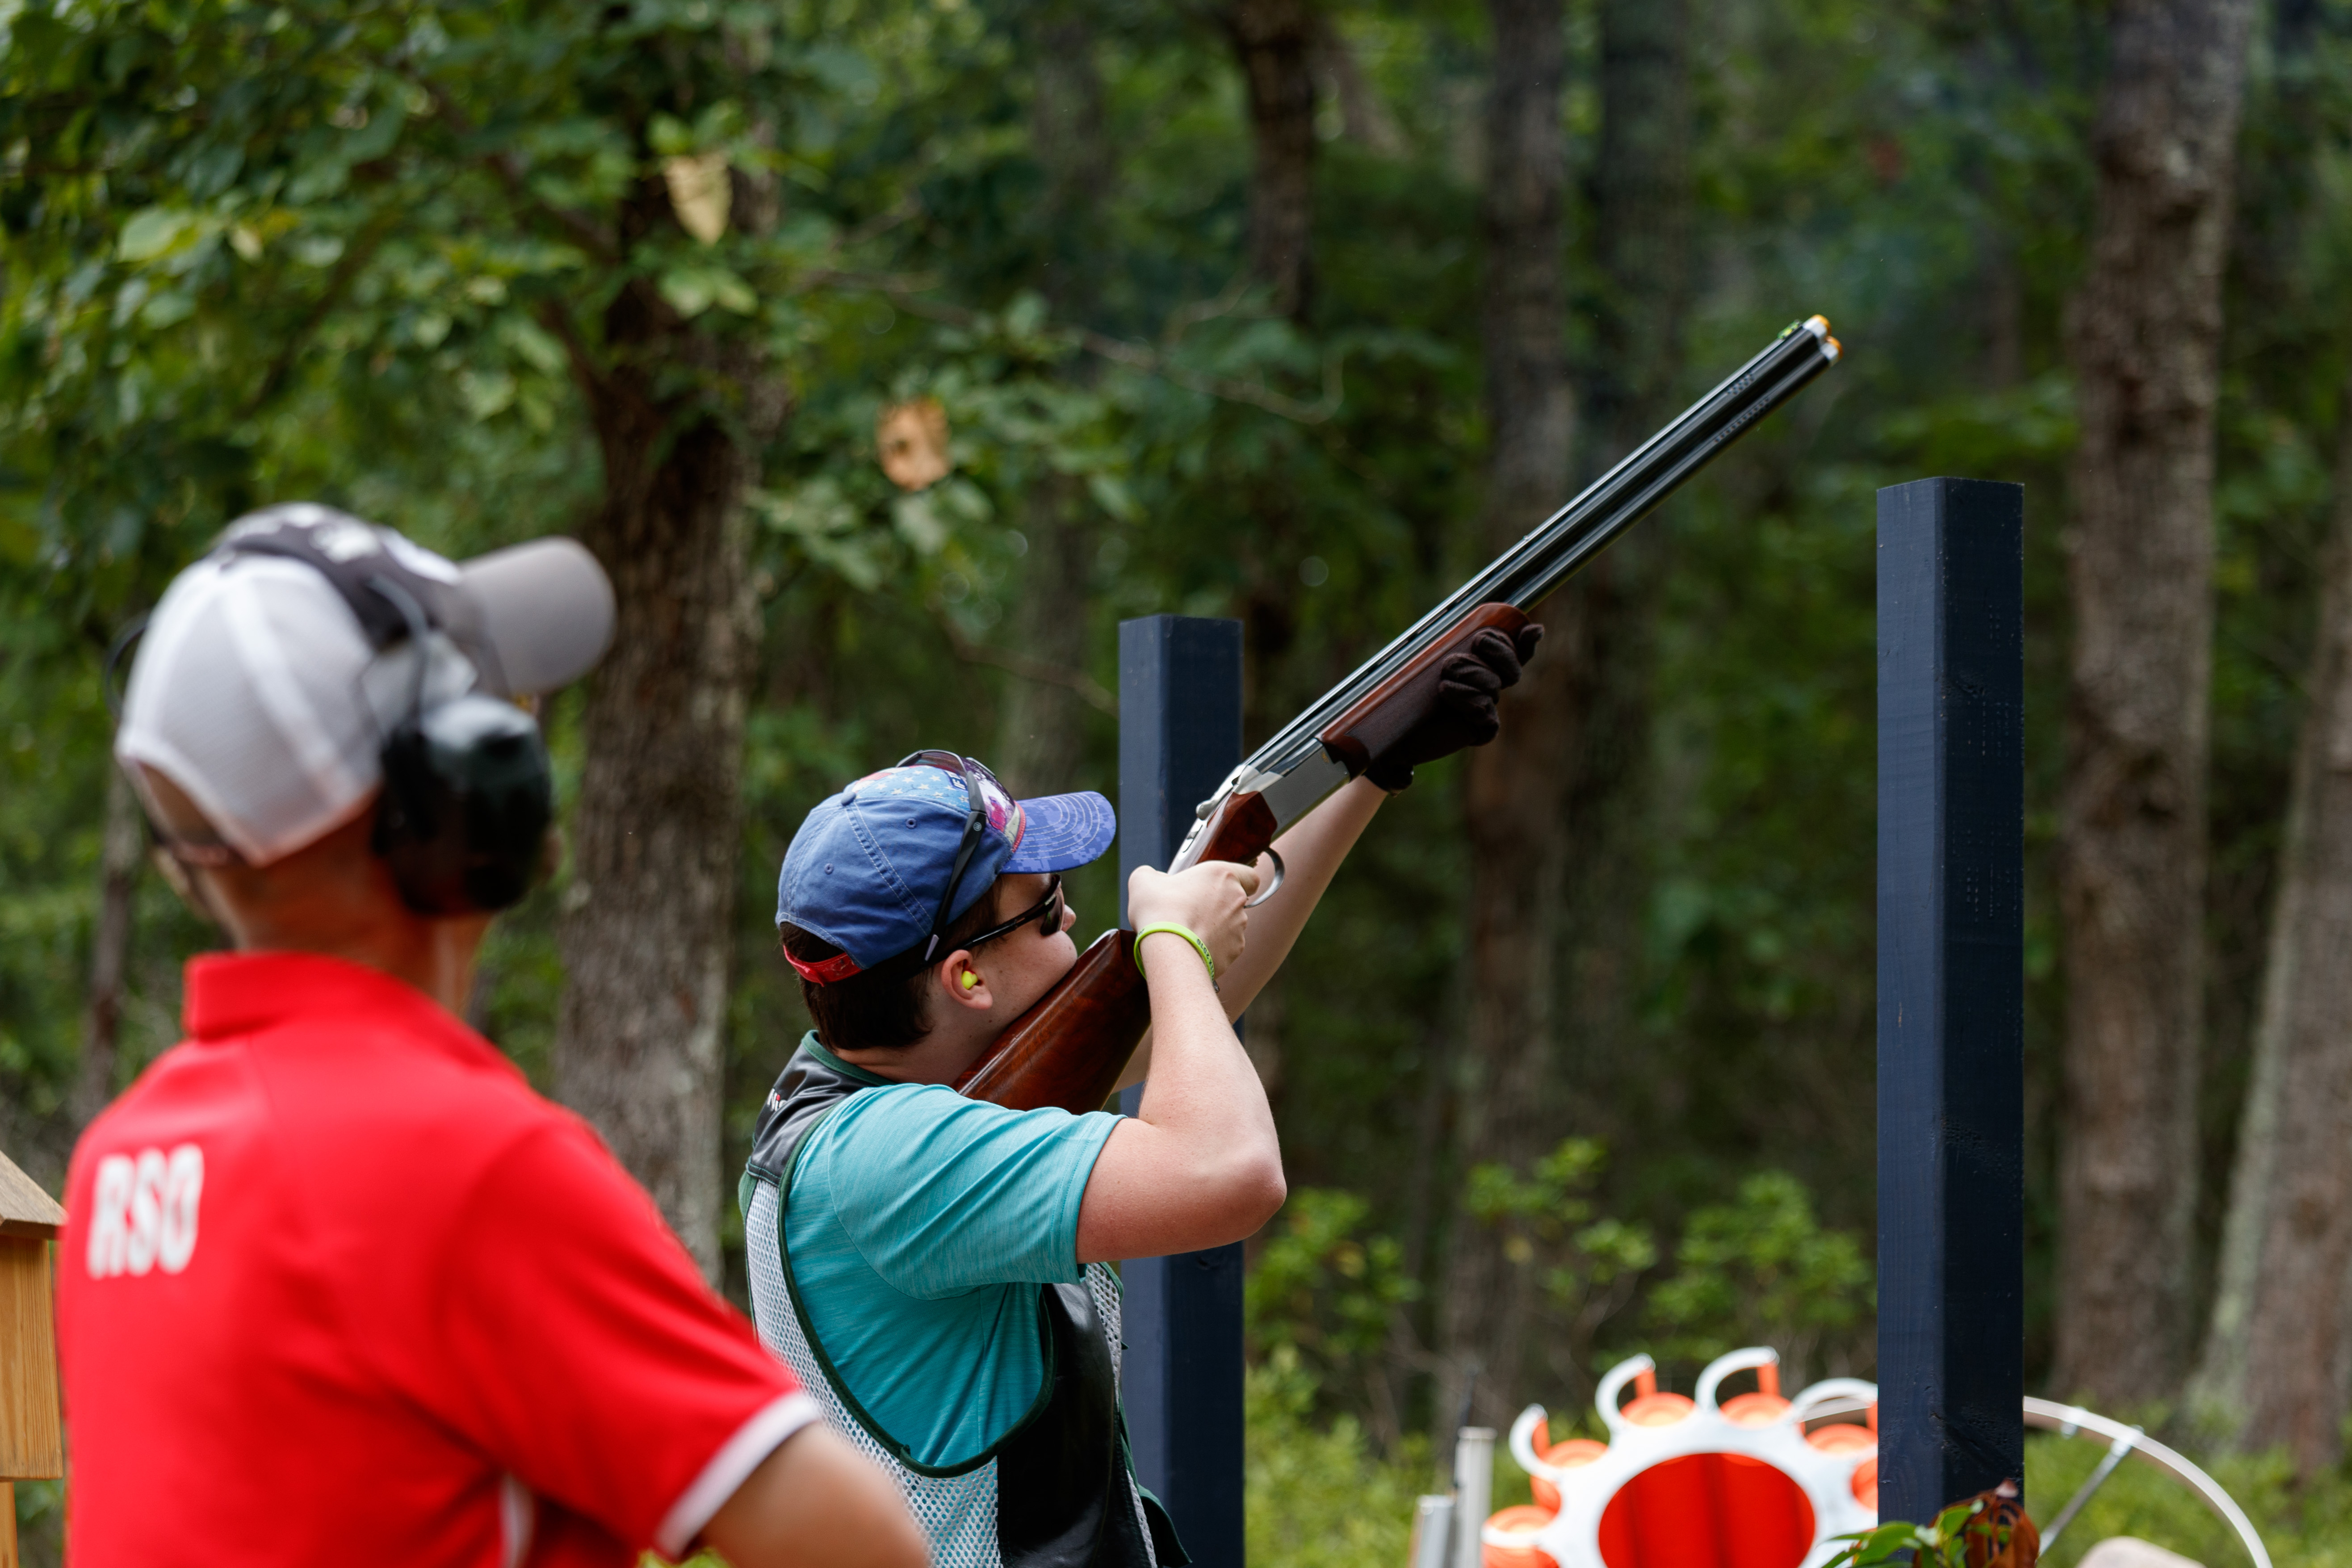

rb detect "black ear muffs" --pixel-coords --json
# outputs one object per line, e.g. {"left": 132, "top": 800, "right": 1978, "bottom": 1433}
{"left": 373, "top": 694, "right": 553, "bottom": 915}
{"left": 362, "top": 574, "right": 554, "bottom": 917}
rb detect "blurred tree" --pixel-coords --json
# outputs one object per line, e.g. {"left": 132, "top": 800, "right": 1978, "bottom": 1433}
{"left": 2191, "top": 378, "right": 2352, "bottom": 1476}
{"left": 69, "top": 769, "right": 142, "bottom": 1131}
{"left": 1647, "top": 1171, "right": 1872, "bottom": 1386}
{"left": 1225, "top": 0, "right": 1320, "bottom": 323}
{"left": 1212, "top": 0, "right": 1326, "bottom": 1103}
{"left": 990, "top": 5, "right": 1114, "bottom": 796}
{"left": 549, "top": 21, "right": 798, "bottom": 1286}
{"left": 1461, "top": 1138, "right": 1657, "bottom": 1407}
{"left": 2190, "top": 0, "right": 2352, "bottom": 1471}
{"left": 1555, "top": 0, "right": 1694, "bottom": 1127}
{"left": 2054, "top": 0, "right": 2257, "bottom": 1406}
{"left": 1247, "top": 1186, "right": 1424, "bottom": 1446}
{"left": 1441, "top": 0, "right": 1580, "bottom": 1435}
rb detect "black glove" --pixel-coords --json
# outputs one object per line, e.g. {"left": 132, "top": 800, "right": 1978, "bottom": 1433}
{"left": 1365, "top": 622, "right": 1543, "bottom": 792}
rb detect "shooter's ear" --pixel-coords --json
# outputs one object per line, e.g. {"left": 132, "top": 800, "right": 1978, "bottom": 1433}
{"left": 936, "top": 951, "right": 992, "bottom": 1011}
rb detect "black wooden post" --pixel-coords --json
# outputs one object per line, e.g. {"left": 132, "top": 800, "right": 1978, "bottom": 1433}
{"left": 1117, "top": 614, "right": 1246, "bottom": 1566}
{"left": 1877, "top": 478, "right": 2025, "bottom": 1522}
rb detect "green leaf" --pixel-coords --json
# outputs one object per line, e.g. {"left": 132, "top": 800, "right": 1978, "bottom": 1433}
{"left": 658, "top": 265, "right": 755, "bottom": 318}
{"left": 1086, "top": 472, "right": 1139, "bottom": 523}
{"left": 117, "top": 208, "right": 197, "bottom": 264}
{"left": 136, "top": 290, "right": 196, "bottom": 330}
{"left": 290, "top": 235, "right": 347, "bottom": 268}
{"left": 893, "top": 493, "right": 949, "bottom": 554}
{"left": 458, "top": 369, "right": 517, "bottom": 421}
{"left": 501, "top": 318, "right": 568, "bottom": 376}
{"left": 659, "top": 269, "right": 714, "bottom": 318}
{"left": 708, "top": 269, "right": 757, "bottom": 315}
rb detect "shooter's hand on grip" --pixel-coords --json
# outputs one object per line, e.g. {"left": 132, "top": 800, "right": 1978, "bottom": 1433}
{"left": 1363, "top": 622, "right": 1544, "bottom": 792}
{"left": 1080, "top": 856, "right": 1281, "bottom": 1263}
{"left": 1127, "top": 859, "right": 1261, "bottom": 980}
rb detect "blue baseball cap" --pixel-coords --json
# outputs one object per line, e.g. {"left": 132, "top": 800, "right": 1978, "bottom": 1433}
{"left": 776, "top": 757, "right": 1116, "bottom": 981}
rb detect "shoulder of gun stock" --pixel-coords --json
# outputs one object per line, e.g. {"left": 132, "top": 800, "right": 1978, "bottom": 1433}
{"left": 953, "top": 928, "right": 1153, "bottom": 1113}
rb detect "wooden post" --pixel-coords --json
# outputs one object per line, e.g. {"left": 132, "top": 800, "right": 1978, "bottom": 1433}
{"left": 0, "top": 1148, "right": 67, "bottom": 1568}
{"left": 1116, "top": 614, "right": 1247, "bottom": 1566}
{"left": 1876, "top": 478, "right": 2025, "bottom": 1522}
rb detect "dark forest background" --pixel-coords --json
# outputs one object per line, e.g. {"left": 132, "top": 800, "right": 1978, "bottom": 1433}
{"left": 7, "top": 0, "right": 2352, "bottom": 1552}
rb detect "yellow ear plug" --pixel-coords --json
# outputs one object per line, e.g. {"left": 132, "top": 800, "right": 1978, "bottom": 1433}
{"left": 961, "top": 971, "right": 979, "bottom": 990}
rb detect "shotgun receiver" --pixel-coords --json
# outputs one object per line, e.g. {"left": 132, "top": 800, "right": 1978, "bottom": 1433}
{"left": 955, "top": 315, "right": 1844, "bottom": 1112}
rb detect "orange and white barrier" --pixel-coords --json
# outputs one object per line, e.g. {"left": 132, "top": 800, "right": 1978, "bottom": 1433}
{"left": 1485, "top": 1349, "right": 1878, "bottom": 1568}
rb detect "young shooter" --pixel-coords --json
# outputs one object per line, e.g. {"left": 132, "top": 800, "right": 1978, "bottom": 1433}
{"left": 742, "top": 623, "right": 1541, "bottom": 1568}
{"left": 58, "top": 507, "right": 923, "bottom": 1568}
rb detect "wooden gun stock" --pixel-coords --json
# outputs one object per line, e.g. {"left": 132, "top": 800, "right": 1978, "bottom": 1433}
{"left": 957, "top": 790, "right": 1283, "bottom": 1113}
{"left": 1318, "top": 601, "right": 1532, "bottom": 774}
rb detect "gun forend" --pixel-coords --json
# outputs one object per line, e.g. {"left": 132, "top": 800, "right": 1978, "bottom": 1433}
{"left": 1317, "top": 601, "right": 1533, "bottom": 776}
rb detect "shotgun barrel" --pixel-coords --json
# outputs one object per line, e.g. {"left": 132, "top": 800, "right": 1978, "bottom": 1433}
{"left": 1240, "top": 316, "right": 1840, "bottom": 789}
{"left": 955, "top": 315, "right": 1843, "bottom": 1112}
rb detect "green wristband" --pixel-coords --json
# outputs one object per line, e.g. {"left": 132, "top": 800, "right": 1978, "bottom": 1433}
{"left": 1132, "top": 923, "right": 1216, "bottom": 985}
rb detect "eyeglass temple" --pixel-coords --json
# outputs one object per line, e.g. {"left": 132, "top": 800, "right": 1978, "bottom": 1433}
{"left": 924, "top": 794, "right": 989, "bottom": 960}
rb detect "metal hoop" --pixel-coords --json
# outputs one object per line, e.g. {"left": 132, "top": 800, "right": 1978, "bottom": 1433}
{"left": 2024, "top": 1396, "right": 2271, "bottom": 1568}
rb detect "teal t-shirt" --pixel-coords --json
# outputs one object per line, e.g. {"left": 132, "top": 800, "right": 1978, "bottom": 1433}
{"left": 779, "top": 1035, "right": 1124, "bottom": 1469}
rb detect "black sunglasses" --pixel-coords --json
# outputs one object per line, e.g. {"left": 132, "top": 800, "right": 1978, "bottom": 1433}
{"left": 964, "top": 875, "right": 1065, "bottom": 953}
{"left": 896, "top": 750, "right": 1023, "bottom": 964}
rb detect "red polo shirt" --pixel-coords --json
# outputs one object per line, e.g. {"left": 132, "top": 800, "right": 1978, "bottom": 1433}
{"left": 58, "top": 952, "right": 814, "bottom": 1567}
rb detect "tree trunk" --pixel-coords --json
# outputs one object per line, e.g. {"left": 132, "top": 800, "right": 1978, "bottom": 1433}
{"left": 2052, "top": 0, "right": 2255, "bottom": 1406}
{"left": 1311, "top": 14, "right": 1404, "bottom": 156}
{"left": 1552, "top": 0, "right": 1692, "bottom": 1119}
{"left": 1582, "top": 0, "right": 1691, "bottom": 465}
{"left": 996, "top": 14, "right": 1111, "bottom": 796}
{"left": 993, "top": 495, "right": 1094, "bottom": 795}
{"left": 1224, "top": 0, "right": 1318, "bottom": 323}
{"left": 1215, "top": 0, "right": 1322, "bottom": 1104}
{"left": 72, "top": 764, "right": 143, "bottom": 1129}
{"left": 2191, "top": 382, "right": 2352, "bottom": 1474}
{"left": 1438, "top": 0, "right": 1575, "bottom": 1434}
{"left": 1027, "top": 10, "right": 1112, "bottom": 321}
{"left": 556, "top": 180, "right": 784, "bottom": 1283}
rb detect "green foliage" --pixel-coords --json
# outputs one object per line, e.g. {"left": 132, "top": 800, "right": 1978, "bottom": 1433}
{"left": 1464, "top": 1139, "right": 1659, "bottom": 1365}
{"left": 1247, "top": 1188, "right": 1421, "bottom": 1410}
{"left": 1244, "top": 1347, "right": 1429, "bottom": 1568}
{"left": 2021, "top": 1430, "right": 2352, "bottom": 1568}
{"left": 1828, "top": 1493, "right": 2020, "bottom": 1568}
{"left": 9, "top": 1480, "right": 61, "bottom": 1564}
{"left": 1647, "top": 1171, "right": 1874, "bottom": 1383}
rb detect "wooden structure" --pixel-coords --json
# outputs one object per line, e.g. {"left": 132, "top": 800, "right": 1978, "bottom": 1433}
{"left": 1876, "top": 478, "right": 2025, "bottom": 1520}
{"left": 0, "top": 1145, "right": 66, "bottom": 1568}
{"left": 1116, "top": 614, "right": 1247, "bottom": 1568}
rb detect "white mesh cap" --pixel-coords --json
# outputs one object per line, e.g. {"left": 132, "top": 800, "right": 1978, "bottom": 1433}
{"left": 116, "top": 505, "right": 615, "bottom": 866}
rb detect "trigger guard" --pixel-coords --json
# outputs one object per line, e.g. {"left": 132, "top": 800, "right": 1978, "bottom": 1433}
{"left": 1244, "top": 848, "right": 1285, "bottom": 908}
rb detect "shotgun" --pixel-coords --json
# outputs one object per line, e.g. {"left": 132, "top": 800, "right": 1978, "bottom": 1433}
{"left": 955, "top": 314, "right": 1843, "bottom": 1112}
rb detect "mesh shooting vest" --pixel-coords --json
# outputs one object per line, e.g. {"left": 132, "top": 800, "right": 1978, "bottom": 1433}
{"left": 741, "top": 1045, "right": 1183, "bottom": 1568}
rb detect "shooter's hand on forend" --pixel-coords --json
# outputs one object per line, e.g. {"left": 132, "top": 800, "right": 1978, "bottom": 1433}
{"left": 1363, "top": 623, "right": 1543, "bottom": 792}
